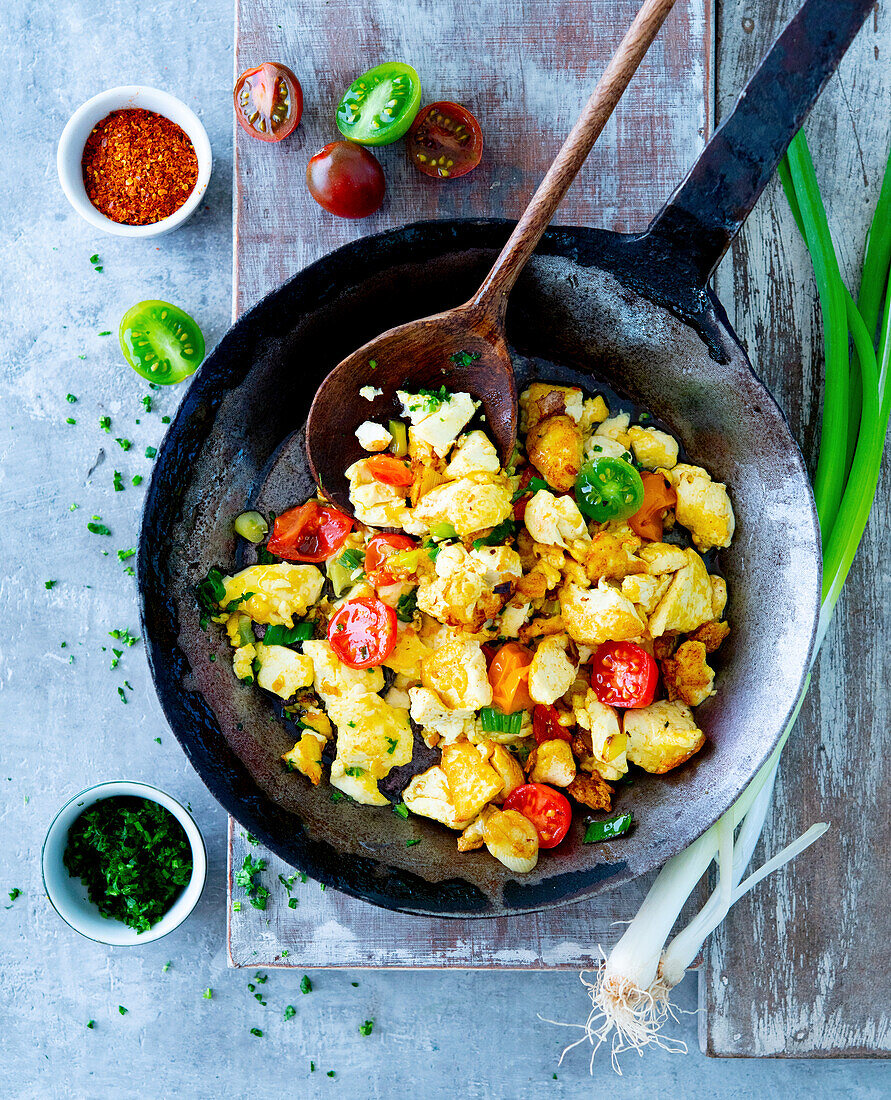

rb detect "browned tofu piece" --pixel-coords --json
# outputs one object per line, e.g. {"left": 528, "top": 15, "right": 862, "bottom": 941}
{"left": 686, "top": 619, "right": 730, "bottom": 653}
{"left": 566, "top": 772, "right": 614, "bottom": 812}
{"left": 660, "top": 640, "right": 715, "bottom": 707}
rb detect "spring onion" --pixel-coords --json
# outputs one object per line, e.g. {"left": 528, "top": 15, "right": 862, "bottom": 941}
{"left": 429, "top": 522, "right": 458, "bottom": 540}
{"left": 388, "top": 419, "right": 408, "bottom": 456}
{"left": 583, "top": 813, "right": 633, "bottom": 843}
{"left": 234, "top": 511, "right": 269, "bottom": 544}
{"left": 548, "top": 131, "right": 891, "bottom": 1072}
{"left": 479, "top": 707, "right": 524, "bottom": 736}
{"left": 262, "top": 622, "right": 313, "bottom": 646}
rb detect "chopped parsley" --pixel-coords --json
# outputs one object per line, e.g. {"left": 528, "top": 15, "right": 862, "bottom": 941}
{"left": 115, "top": 437, "right": 132, "bottom": 451}
{"left": 86, "top": 1020, "right": 95, "bottom": 1029}
{"left": 413, "top": 385, "right": 450, "bottom": 412}
{"left": 113, "top": 471, "right": 124, "bottom": 492}
{"left": 262, "top": 622, "right": 313, "bottom": 646}
{"left": 395, "top": 589, "right": 418, "bottom": 623}
{"left": 359, "top": 1019, "right": 374, "bottom": 1036}
{"left": 330, "top": 790, "right": 345, "bottom": 802}
{"left": 99, "top": 416, "right": 111, "bottom": 432}
{"left": 63, "top": 796, "right": 192, "bottom": 932}
{"left": 406, "top": 838, "right": 421, "bottom": 847}
{"left": 66, "top": 393, "right": 77, "bottom": 403}
{"left": 44, "top": 580, "right": 56, "bottom": 590}
{"left": 386, "top": 737, "right": 398, "bottom": 755}
{"left": 284, "top": 1005, "right": 296, "bottom": 1020}
{"left": 344, "top": 766, "right": 364, "bottom": 778}
{"left": 203, "top": 988, "right": 213, "bottom": 999}
{"left": 583, "top": 812, "right": 634, "bottom": 843}
{"left": 98, "top": 330, "right": 112, "bottom": 336}
{"left": 235, "top": 854, "right": 269, "bottom": 910}
{"left": 392, "top": 802, "right": 409, "bottom": 819}
{"left": 338, "top": 548, "right": 365, "bottom": 571}
{"left": 300, "top": 975, "right": 312, "bottom": 995}
{"left": 110, "top": 648, "right": 123, "bottom": 670}
{"left": 66, "top": 417, "right": 76, "bottom": 425}
{"left": 449, "top": 349, "right": 481, "bottom": 368}
{"left": 250, "top": 1028, "right": 263, "bottom": 1037}
{"left": 161, "top": 415, "right": 170, "bottom": 424}
{"left": 131, "top": 475, "right": 143, "bottom": 486}
{"left": 118, "top": 548, "right": 136, "bottom": 561}
{"left": 472, "top": 517, "right": 517, "bottom": 548}
{"left": 145, "top": 446, "right": 157, "bottom": 459}
{"left": 118, "top": 1005, "right": 127, "bottom": 1015}
{"left": 87, "top": 521, "right": 112, "bottom": 536}
{"left": 109, "top": 628, "right": 139, "bottom": 647}
{"left": 288, "top": 897, "right": 298, "bottom": 909}
{"left": 7, "top": 888, "right": 22, "bottom": 903}
{"left": 142, "top": 395, "right": 153, "bottom": 412}
{"left": 117, "top": 687, "right": 128, "bottom": 704}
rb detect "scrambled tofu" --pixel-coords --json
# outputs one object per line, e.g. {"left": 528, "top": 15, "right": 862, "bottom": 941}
{"left": 213, "top": 379, "right": 735, "bottom": 873}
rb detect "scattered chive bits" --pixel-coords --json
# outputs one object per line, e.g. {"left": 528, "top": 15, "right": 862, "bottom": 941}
{"left": 145, "top": 446, "right": 158, "bottom": 459}
{"left": 203, "top": 988, "right": 213, "bottom": 1000}
{"left": 66, "top": 417, "right": 76, "bottom": 425}
{"left": 89, "top": 254, "right": 103, "bottom": 272}
{"left": 132, "top": 475, "right": 143, "bottom": 486}
{"left": 45, "top": 580, "right": 56, "bottom": 590}
{"left": 113, "top": 471, "right": 124, "bottom": 492}
{"left": 8, "top": 888, "right": 22, "bottom": 903}
{"left": 87, "top": 519, "right": 111, "bottom": 536}
{"left": 300, "top": 975, "right": 312, "bottom": 995}
{"left": 86, "top": 1020, "right": 95, "bottom": 1029}
{"left": 115, "top": 437, "right": 132, "bottom": 451}
{"left": 118, "top": 1006, "right": 128, "bottom": 1015}
{"left": 99, "top": 416, "right": 111, "bottom": 432}
{"left": 250, "top": 1028, "right": 263, "bottom": 1038}
{"left": 284, "top": 1005, "right": 296, "bottom": 1020}
{"left": 359, "top": 1019, "right": 374, "bottom": 1036}
{"left": 63, "top": 796, "right": 192, "bottom": 933}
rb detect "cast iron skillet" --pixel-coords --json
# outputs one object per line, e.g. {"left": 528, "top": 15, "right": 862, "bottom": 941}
{"left": 139, "top": 0, "right": 869, "bottom": 917}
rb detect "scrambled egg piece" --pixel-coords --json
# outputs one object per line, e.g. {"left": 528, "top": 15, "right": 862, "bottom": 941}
{"left": 499, "top": 600, "right": 532, "bottom": 637}
{"left": 528, "top": 738, "right": 576, "bottom": 787}
{"left": 627, "top": 425, "right": 679, "bottom": 469}
{"left": 524, "top": 490, "right": 589, "bottom": 548}
{"left": 577, "top": 395, "right": 610, "bottom": 433}
{"left": 445, "top": 430, "right": 500, "bottom": 477}
{"left": 623, "top": 700, "right": 705, "bottom": 773}
{"left": 478, "top": 741, "right": 525, "bottom": 803}
{"left": 584, "top": 434, "right": 630, "bottom": 461}
{"left": 383, "top": 626, "right": 430, "bottom": 681}
{"left": 528, "top": 634, "right": 577, "bottom": 705}
{"left": 572, "top": 689, "right": 628, "bottom": 780}
{"left": 397, "top": 390, "right": 478, "bottom": 457}
{"left": 526, "top": 414, "right": 584, "bottom": 492}
{"left": 282, "top": 731, "right": 325, "bottom": 786}
{"left": 482, "top": 807, "right": 539, "bottom": 872}
{"left": 232, "top": 644, "right": 256, "bottom": 680}
{"left": 302, "top": 639, "right": 384, "bottom": 703}
{"left": 403, "top": 765, "right": 474, "bottom": 829}
{"left": 638, "top": 542, "right": 688, "bottom": 575}
{"left": 345, "top": 459, "right": 412, "bottom": 529}
{"left": 661, "top": 639, "right": 716, "bottom": 706}
{"left": 711, "top": 575, "right": 728, "bottom": 619}
{"left": 422, "top": 635, "right": 492, "bottom": 711}
{"left": 416, "top": 543, "right": 520, "bottom": 631}
{"left": 620, "top": 573, "right": 672, "bottom": 616}
{"left": 359, "top": 385, "right": 382, "bottom": 400}
{"left": 221, "top": 564, "right": 324, "bottom": 627}
{"left": 409, "top": 686, "right": 477, "bottom": 744}
{"left": 255, "top": 643, "right": 314, "bottom": 699}
{"left": 411, "top": 474, "right": 513, "bottom": 538}
{"left": 520, "top": 382, "right": 585, "bottom": 430}
{"left": 670, "top": 464, "right": 735, "bottom": 550}
{"left": 647, "top": 548, "right": 715, "bottom": 637}
{"left": 355, "top": 420, "right": 392, "bottom": 452}
{"left": 561, "top": 581, "right": 646, "bottom": 646}
{"left": 585, "top": 531, "right": 645, "bottom": 582}
{"left": 440, "top": 741, "right": 504, "bottom": 820}
{"left": 593, "top": 412, "right": 631, "bottom": 448}
{"left": 326, "top": 692, "right": 413, "bottom": 805}
{"left": 457, "top": 811, "right": 488, "bottom": 851}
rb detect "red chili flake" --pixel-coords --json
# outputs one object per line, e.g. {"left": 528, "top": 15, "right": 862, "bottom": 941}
{"left": 81, "top": 109, "right": 199, "bottom": 226}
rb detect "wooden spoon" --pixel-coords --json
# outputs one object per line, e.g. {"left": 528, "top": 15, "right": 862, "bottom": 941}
{"left": 307, "top": 0, "right": 680, "bottom": 513}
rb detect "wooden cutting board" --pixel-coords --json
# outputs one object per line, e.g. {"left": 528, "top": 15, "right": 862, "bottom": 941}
{"left": 229, "top": 0, "right": 890, "bottom": 1058}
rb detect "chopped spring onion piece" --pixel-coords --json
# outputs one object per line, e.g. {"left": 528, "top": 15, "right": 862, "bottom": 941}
{"left": 582, "top": 813, "right": 633, "bottom": 844}
{"left": 429, "top": 522, "right": 458, "bottom": 541}
{"left": 512, "top": 476, "right": 549, "bottom": 503}
{"left": 234, "top": 511, "right": 269, "bottom": 544}
{"left": 262, "top": 622, "right": 313, "bottom": 646}
{"left": 395, "top": 589, "right": 418, "bottom": 623}
{"left": 388, "top": 419, "right": 408, "bottom": 456}
{"left": 479, "top": 707, "right": 523, "bottom": 736}
{"left": 338, "top": 548, "right": 365, "bottom": 571}
{"left": 472, "top": 517, "right": 517, "bottom": 548}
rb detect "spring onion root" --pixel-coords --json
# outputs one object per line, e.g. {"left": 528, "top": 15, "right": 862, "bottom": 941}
{"left": 551, "top": 133, "right": 891, "bottom": 1073}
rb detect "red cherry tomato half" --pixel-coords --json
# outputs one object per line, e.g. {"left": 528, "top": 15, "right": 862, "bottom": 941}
{"left": 513, "top": 464, "right": 545, "bottom": 520}
{"left": 532, "top": 704, "right": 573, "bottom": 745}
{"left": 406, "top": 101, "right": 483, "bottom": 180}
{"left": 503, "top": 783, "right": 573, "bottom": 849}
{"left": 327, "top": 597, "right": 397, "bottom": 669}
{"left": 306, "top": 141, "right": 385, "bottom": 218}
{"left": 590, "top": 640, "right": 658, "bottom": 709}
{"left": 365, "top": 453, "right": 414, "bottom": 487}
{"left": 365, "top": 533, "right": 416, "bottom": 585}
{"left": 266, "top": 501, "right": 353, "bottom": 563}
{"left": 234, "top": 62, "right": 303, "bottom": 143}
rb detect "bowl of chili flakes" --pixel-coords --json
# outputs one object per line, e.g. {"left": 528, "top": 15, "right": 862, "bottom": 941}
{"left": 57, "top": 85, "right": 212, "bottom": 238}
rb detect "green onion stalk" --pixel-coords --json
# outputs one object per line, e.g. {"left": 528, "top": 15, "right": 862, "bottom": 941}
{"left": 547, "top": 133, "right": 891, "bottom": 1072}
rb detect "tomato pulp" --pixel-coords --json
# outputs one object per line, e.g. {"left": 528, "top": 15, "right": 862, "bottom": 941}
{"left": 504, "top": 783, "right": 572, "bottom": 848}
{"left": 335, "top": 62, "right": 421, "bottom": 146}
{"left": 590, "top": 640, "right": 658, "bottom": 708}
{"left": 327, "top": 597, "right": 397, "bottom": 668}
{"left": 365, "top": 533, "right": 416, "bottom": 585}
{"left": 407, "top": 101, "right": 483, "bottom": 179}
{"left": 234, "top": 62, "right": 303, "bottom": 142}
{"left": 532, "top": 704, "right": 573, "bottom": 745}
{"left": 266, "top": 502, "right": 353, "bottom": 562}
{"left": 365, "top": 453, "right": 414, "bottom": 486}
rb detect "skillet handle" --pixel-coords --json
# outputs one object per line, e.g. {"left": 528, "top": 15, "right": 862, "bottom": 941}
{"left": 642, "top": 0, "right": 874, "bottom": 286}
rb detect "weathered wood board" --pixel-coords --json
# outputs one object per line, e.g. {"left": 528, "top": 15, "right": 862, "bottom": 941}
{"left": 700, "top": 0, "right": 891, "bottom": 1057}
{"left": 229, "top": 0, "right": 712, "bottom": 968}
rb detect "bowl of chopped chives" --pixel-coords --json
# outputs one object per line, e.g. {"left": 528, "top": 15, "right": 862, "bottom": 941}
{"left": 42, "top": 781, "right": 207, "bottom": 945}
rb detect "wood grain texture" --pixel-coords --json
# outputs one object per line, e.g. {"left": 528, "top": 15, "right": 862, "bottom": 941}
{"left": 230, "top": 0, "right": 711, "bottom": 968}
{"left": 700, "top": 0, "right": 890, "bottom": 1057}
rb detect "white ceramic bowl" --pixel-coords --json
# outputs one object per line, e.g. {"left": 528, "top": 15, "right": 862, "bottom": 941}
{"left": 42, "top": 781, "right": 207, "bottom": 945}
{"left": 57, "top": 85, "right": 212, "bottom": 238}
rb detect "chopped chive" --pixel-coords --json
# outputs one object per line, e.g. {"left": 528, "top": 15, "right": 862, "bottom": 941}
{"left": 113, "top": 471, "right": 124, "bottom": 492}
{"left": 66, "top": 394, "right": 77, "bottom": 403}
{"left": 87, "top": 521, "right": 111, "bottom": 536}
{"left": 99, "top": 416, "right": 111, "bottom": 432}
{"left": 300, "top": 975, "right": 312, "bottom": 994}
{"left": 145, "top": 446, "right": 158, "bottom": 459}
{"left": 250, "top": 1028, "right": 263, "bottom": 1037}
{"left": 406, "top": 838, "right": 421, "bottom": 847}
{"left": 66, "top": 417, "right": 76, "bottom": 425}
{"left": 118, "top": 1006, "right": 127, "bottom": 1015}
{"left": 115, "top": 437, "right": 132, "bottom": 451}
{"left": 132, "top": 475, "right": 143, "bottom": 486}
{"left": 284, "top": 1005, "right": 296, "bottom": 1020}
{"left": 44, "top": 580, "right": 56, "bottom": 590}
{"left": 359, "top": 1019, "right": 374, "bottom": 1035}
{"left": 203, "top": 988, "right": 212, "bottom": 999}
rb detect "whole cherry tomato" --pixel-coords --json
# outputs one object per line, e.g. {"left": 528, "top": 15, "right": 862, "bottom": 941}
{"left": 406, "top": 102, "right": 483, "bottom": 179}
{"left": 504, "top": 783, "right": 573, "bottom": 849}
{"left": 306, "top": 141, "right": 385, "bottom": 218}
{"left": 365, "top": 533, "right": 416, "bottom": 585}
{"left": 234, "top": 62, "right": 303, "bottom": 142}
{"left": 532, "top": 704, "right": 573, "bottom": 745}
{"left": 590, "top": 640, "right": 658, "bottom": 709}
{"left": 327, "top": 597, "right": 397, "bottom": 669}
{"left": 266, "top": 502, "right": 353, "bottom": 562}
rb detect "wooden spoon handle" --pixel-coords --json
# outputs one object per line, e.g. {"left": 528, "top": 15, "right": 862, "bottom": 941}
{"left": 472, "top": 0, "right": 680, "bottom": 317}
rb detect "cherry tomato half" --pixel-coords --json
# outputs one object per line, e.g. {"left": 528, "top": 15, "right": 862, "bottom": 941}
{"left": 234, "top": 62, "right": 303, "bottom": 143}
{"left": 532, "top": 704, "right": 573, "bottom": 745}
{"left": 365, "top": 453, "right": 414, "bottom": 487}
{"left": 266, "top": 502, "right": 353, "bottom": 562}
{"left": 365, "top": 533, "right": 416, "bottom": 585}
{"left": 306, "top": 141, "right": 385, "bottom": 219}
{"left": 407, "top": 102, "right": 483, "bottom": 180}
{"left": 590, "top": 640, "right": 658, "bottom": 709}
{"left": 119, "top": 300, "right": 205, "bottom": 385}
{"left": 335, "top": 62, "right": 421, "bottom": 146}
{"left": 327, "top": 597, "right": 397, "bottom": 669}
{"left": 504, "top": 783, "right": 572, "bottom": 849}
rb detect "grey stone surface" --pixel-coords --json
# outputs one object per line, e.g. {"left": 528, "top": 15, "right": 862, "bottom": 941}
{"left": 1, "top": 2, "right": 888, "bottom": 1097}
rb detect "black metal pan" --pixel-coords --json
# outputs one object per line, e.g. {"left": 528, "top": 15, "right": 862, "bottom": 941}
{"left": 138, "top": 0, "right": 871, "bottom": 916}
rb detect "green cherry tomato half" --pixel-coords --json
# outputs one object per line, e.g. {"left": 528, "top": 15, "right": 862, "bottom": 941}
{"left": 119, "top": 300, "right": 205, "bottom": 385}
{"left": 575, "top": 456, "right": 645, "bottom": 522}
{"left": 335, "top": 62, "right": 421, "bottom": 146}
